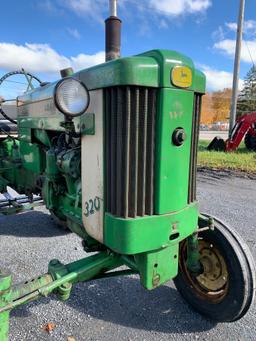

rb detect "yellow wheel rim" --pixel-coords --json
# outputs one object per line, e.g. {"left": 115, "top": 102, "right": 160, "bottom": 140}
{"left": 196, "top": 240, "right": 228, "bottom": 291}
{"left": 180, "top": 238, "right": 229, "bottom": 303}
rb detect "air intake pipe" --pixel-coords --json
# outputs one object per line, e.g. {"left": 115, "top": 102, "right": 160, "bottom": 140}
{"left": 105, "top": 0, "right": 121, "bottom": 61}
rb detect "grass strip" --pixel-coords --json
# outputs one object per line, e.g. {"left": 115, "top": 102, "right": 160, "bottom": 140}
{"left": 198, "top": 140, "right": 256, "bottom": 174}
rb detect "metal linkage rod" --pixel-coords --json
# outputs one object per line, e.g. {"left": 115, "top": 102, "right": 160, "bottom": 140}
{"left": 0, "top": 252, "right": 122, "bottom": 341}
{"left": 0, "top": 195, "right": 42, "bottom": 207}
{"left": 0, "top": 252, "right": 122, "bottom": 315}
{"left": 0, "top": 200, "right": 44, "bottom": 215}
{"left": 186, "top": 234, "right": 203, "bottom": 275}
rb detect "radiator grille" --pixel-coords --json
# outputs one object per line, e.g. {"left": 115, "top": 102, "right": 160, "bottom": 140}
{"left": 105, "top": 86, "right": 157, "bottom": 218}
{"left": 188, "top": 94, "right": 202, "bottom": 203}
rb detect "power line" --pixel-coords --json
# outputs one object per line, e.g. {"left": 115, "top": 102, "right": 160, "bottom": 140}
{"left": 244, "top": 40, "right": 255, "bottom": 67}
{"left": 3, "top": 79, "right": 28, "bottom": 85}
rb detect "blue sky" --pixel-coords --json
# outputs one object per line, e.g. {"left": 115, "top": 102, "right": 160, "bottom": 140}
{"left": 0, "top": 0, "right": 256, "bottom": 93}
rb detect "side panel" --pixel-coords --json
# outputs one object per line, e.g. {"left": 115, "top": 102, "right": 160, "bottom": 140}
{"left": 19, "top": 141, "right": 43, "bottom": 173}
{"left": 155, "top": 88, "right": 194, "bottom": 214}
{"left": 82, "top": 90, "right": 104, "bottom": 242}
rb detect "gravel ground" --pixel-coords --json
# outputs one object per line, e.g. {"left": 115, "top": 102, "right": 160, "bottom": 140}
{"left": 0, "top": 171, "right": 255, "bottom": 341}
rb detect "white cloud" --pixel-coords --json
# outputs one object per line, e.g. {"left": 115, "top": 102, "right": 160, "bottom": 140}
{"left": 200, "top": 64, "right": 243, "bottom": 91}
{"left": 71, "top": 51, "right": 105, "bottom": 70}
{"left": 67, "top": 28, "right": 81, "bottom": 40}
{"left": 214, "top": 39, "right": 256, "bottom": 64}
{"left": 58, "top": 0, "right": 211, "bottom": 24}
{"left": 0, "top": 42, "right": 105, "bottom": 75}
{"left": 149, "top": 0, "right": 211, "bottom": 16}
{"left": 225, "top": 22, "right": 237, "bottom": 32}
{"left": 212, "top": 25, "right": 225, "bottom": 40}
{"left": 244, "top": 20, "right": 256, "bottom": 33}
{"left": 225, "top": 20, "right": 256, "bottom": 36}
{"left": 213, "top": 19, "right": 256, "bottom": 66}
{"left": 0, "top": 43, "right": 69, "bottom": 73}
{"left": 61, "top": 0, "right": 105, "bottom": 22}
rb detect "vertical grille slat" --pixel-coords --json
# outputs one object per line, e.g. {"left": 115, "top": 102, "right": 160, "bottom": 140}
{"left": 105, "top": 86, "right": 156, "bottom": 218}
{"left": 110, "top": 88, "right": 117, "bottom": 214}
{"left": 129, "top": 87, "right": 140, "bottom": 217}
{"left": 105, "top": 90, "right": 111, "bottom": 213}
{"left": 137, "top": 88, "right": 148, "bottom": 216}
{"left": 116, "top": 87, "right": 124, "bottom": 216}
{"left": 188, "top": 94, "right": 202, "bottom": 203}
{"left": 145, "top": 88, "right": 156, "bottom": 215}
{"left": 123, "top": 87, "right": 131, "bottom": 218}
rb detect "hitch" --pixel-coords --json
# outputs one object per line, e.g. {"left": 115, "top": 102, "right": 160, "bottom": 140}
{"left": 0, "top": 252, "right": 138, "bottom": 341}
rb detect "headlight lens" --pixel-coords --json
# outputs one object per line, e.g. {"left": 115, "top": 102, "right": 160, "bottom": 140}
{"left": 55, "top": 78, "right": 89, "bottom": 117}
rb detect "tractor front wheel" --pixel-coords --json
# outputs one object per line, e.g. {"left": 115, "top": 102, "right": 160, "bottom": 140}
{"left": 244, "top": 131, "right": 256, "bottom": 151}
{"left": 173, "top": 215, "right": 255, "bottom": 322}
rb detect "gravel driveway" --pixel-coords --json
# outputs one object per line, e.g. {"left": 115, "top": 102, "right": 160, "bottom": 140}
{"left": 0, "top": 171, "right": 255, "bottom": 341}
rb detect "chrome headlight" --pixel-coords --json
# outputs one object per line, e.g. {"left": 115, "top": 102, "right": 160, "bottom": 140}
{"left": 54, "top": 78, "right": 90, "bottom": 117}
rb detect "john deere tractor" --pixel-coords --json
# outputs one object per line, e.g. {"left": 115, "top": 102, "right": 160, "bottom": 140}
{"left": 0, "top": 1, "right": 255, "bottom": 339}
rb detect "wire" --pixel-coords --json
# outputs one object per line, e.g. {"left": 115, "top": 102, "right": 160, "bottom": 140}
{"left": 0, "top": 125, "right": 18, "bottom": 141}
{"left": 3, "top": 79, "right": 28, "bottom": 85}
{"left": 0, "top": 107, "right": 17, "bottom": 125}
{"left": 244, "top": 40, "right": 255, "bottom": 68}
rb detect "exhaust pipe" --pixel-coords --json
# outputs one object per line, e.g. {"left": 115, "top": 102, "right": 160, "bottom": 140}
{"left": 109, "top": 0, "right": 117, "bottom": 16}
{"left": 105, "top": 0, "right": 121, "bottom": 61}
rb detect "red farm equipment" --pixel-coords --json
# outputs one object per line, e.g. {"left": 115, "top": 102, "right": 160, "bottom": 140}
{"left": 208, "top": 112, "right": 256, "bottom": 151}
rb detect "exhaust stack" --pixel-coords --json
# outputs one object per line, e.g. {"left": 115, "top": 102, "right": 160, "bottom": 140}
{"left": 105, "top": 0, "right": 121, "bottom": 61}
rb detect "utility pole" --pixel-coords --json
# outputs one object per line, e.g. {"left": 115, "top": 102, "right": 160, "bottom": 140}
{"left": 229, "top": 0, "right": 245, "bottom": 137}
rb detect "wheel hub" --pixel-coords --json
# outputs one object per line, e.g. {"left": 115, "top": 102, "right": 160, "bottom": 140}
{"left": 196, "top": 242, "right": 228, "bottom": 291}
{"left": 180, "top": 238, "right": 229, "bottom": 303}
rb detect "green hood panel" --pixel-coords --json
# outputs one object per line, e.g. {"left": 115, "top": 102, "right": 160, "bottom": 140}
{"left": 78, "top": 49, "right": 205, "bottom": 93}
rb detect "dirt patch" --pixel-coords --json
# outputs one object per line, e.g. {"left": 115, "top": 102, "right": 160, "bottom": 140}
{"left": 197, "top": 166, "right": 256, "bottom": 180}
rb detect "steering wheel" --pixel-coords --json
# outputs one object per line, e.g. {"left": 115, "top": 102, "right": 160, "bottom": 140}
{"left": 0, "top": 69, "right": 42, "bottom": 124}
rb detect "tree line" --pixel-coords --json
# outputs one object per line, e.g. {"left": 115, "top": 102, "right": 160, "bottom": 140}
{"left": 201, "top": 66, "right": 256, "bottom": 124}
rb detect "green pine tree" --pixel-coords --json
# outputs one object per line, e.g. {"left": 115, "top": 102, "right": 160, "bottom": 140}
{"left": 237, "top": 66, "right": 256, "bottom": 117}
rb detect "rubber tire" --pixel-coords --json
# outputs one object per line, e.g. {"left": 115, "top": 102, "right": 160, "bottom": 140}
{"left": 49, "top": 209, "right": 69, "bottom": 231}
{"left": 244, "top": 131, "right": 256, "bottom": 151}
{"left": 173, "top": 214, "right": 256, "bottom": 322}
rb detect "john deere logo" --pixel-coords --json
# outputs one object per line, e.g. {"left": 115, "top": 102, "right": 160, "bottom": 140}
{"left": 171, "top": 66, "right": 192, "bottom": 88}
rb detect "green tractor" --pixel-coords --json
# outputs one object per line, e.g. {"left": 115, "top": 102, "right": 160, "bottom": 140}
{"left": 0, "top": 2, "right": 255, "bottom": 339}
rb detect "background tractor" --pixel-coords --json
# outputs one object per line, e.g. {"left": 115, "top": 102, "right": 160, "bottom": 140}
{"left": 208, "top": 111, "right": 256, "bottom": 151}
{"left": 0, "top": 1, "right": 255, "bottom": 340}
